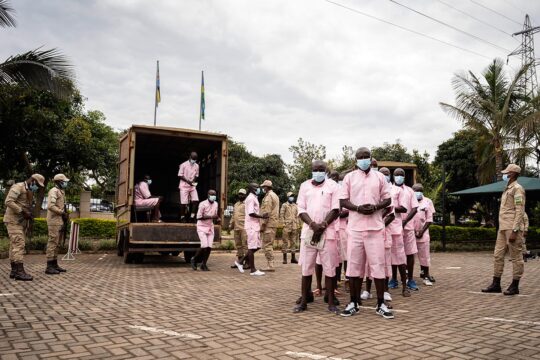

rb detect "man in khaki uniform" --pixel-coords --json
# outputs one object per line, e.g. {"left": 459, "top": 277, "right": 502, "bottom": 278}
{"left": 4, "top": 174, "right": 45, "bottom": 281}
{"left": 482, "top": 164, "right": 526, "bottom": 296}
{"left": 45, "top": 174, "right": 70, "bottom": 274}
{"left": 260, "top": 180, "right": 279, "bottom": 272}
{"left": 229, "top": 189, "right": 248, "bottom": 269}
{"left": 280, "top": 191, "right": 299, "bottom": 264}
{"left": 522, "top": 212, "right": 529, "bottom": 261}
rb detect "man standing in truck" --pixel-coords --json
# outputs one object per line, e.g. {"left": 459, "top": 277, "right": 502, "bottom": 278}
{"left": 178, "top": 151, "right": 199, "bottom": 222}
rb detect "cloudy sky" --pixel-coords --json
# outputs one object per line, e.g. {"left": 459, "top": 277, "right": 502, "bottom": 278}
{"left": 3, "top": 0, "right": 539, "bottom": 163}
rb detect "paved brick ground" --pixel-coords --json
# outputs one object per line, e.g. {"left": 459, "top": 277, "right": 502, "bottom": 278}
{"left": 0, "top": 251, "right": 539, "bottom": 359}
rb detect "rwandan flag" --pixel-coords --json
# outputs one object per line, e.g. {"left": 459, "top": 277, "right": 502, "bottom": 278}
{"left": 200, "top": 71, "right": 205, "bottom": 120}
{"left": 155, "top": 61, "right": 161, "bottom": 106}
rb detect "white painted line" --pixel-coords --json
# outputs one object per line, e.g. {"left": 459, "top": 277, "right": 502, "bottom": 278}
{"left": 468, "top": 291, "right": 532, "bottom": 297}
{"left": 127, "top": 325, "right": 202, "bottom": 339}
{"left": 482, "top": 317, "right": 540, "bottom": 327}
{"left": 445, "top": 266, "right": 462, "bottom": 269}
{"left": 0, "top": 293, "right": 17, "bottom": 296}
{"left": 0, "top": 306, "right": 26, "bottom": 310}
{"left": 285, "top": 351, "right": 350, "bottom": 360}
{"left": 359, "top": 306, "right": 409, "bottom": 313}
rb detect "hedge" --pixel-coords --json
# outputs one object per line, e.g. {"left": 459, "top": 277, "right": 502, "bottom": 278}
{"left": 0, "top": 217, "right": 116, "bottom": 239}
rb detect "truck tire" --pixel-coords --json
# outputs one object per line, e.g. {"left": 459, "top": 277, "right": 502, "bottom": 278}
{"left": 133, "top": 253, "right": 144, "bottom": 264}
{"left": 123, "top": 231, "right": 133, "bottom": 264}
{"left": 183, "top": 250, "right": 196, "bottom": 263}
{"left": 117, "top": 231, "right": 124, "bottom": 257}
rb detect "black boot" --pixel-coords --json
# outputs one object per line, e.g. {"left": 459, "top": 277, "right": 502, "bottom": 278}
{"left": 9, "top": 261, "right": 16, "bottom": 279}
{"left": 45, "top": 260, "right": 60, "bottom": 275}
{"left": 481, "top": 276, "right": 502, "bottom": 293}
{"left": 14, "top": 263, "right": 33, "bottom": 281}
{"left": 283, "top": 253, "right": 287, "bottom": 264}
{"left": 503, "top": 279, "right": 520, "bottom": 296}
{"left": 53, "top": 259, "right": 66, "bottom": 272}
{"left": 291, "top": 252, "right": 298, "bottom": 264}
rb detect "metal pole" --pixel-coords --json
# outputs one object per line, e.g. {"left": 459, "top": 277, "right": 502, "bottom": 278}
{"left": 199, "top": 70, "right": 203, "bottom": 131}
{"left": 442, "top": 164, "right": 447, "bottom": 252}
{"left": 154, "top": 60, "right": 159, "bottom": 126}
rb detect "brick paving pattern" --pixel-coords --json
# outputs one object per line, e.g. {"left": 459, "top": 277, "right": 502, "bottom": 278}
{"left": 0, "top": 251, "right": 539, "bottom": 359}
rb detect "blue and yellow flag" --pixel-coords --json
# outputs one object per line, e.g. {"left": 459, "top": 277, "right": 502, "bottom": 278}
{"left": 155, "top": 61, "right": 161, "bottom": 106}
{"left": 200, "top": 71, "right": 205, "bottom": 120}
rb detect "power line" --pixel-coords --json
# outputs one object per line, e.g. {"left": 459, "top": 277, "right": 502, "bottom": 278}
{"left": 324, "top": 0, "right": 492, "bottom": 60}
{"left": 469, "top": 0, "right": 522, "bottom": 26}
{"left": 389, "top": 0, "right": 512, "bottom": 53}
{"left": 436, "top": 0, "right": 516, "bottom": 38}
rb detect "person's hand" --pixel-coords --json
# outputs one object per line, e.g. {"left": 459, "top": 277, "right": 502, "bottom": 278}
{"left": 358, "top": 204, "right": 375, "bottom": 215}
{"left": 310, "top": 222, "right": 323, "bottom": 233}
{"left": 262, "top": 213, "right": 269, "bottom": 219}
{"left": 509, "top": 231, "right": 518, "bottom": 242}
{"left": 22, "top": 209, "right": 32, "bottom": 220}
{"left": 395, "top": 206, "right": 407, "bottom": 213}
{"left": 186, "top": 180, "right": 193, "bottom": 186}
{"left": 312, "top": 232, "right": 322, "bottom": 244}
{"left": 415, "top": 230, "right": 422, "bottom": 238}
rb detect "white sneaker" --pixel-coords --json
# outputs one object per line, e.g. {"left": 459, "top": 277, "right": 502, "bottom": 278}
{"left": 360, "top": 291, "right": 372, "bottom": 300}
{"left": 384, "top": 292, "right": 392, "bottom": 301}
{"left": 234, "top": 261, "right": 244, "bottom": 273}
{"left": 250, "top": 270, "right": 265, "bottom": 276}
{"left": 376, "top": 303, "right": 395, "bottom": 319}
{"left": 423, "top": 278, "right": 433, "bottom": 286}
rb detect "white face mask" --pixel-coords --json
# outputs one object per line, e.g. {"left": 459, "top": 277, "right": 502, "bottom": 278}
{"left": 208, "top": 195, "right": 217, "bottom": 202}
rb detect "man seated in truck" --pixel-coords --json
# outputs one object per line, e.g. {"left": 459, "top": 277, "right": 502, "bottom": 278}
{"left": 134, "top": 175, "right": 163, "bottom": 222}
{"left": 191, "top": 189, "right": 220, "bottom": 271}
{"left": 178, "top": 151, "right": 200, "bottom": 222}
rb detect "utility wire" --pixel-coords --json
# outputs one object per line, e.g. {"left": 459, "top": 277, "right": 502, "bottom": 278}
{"left": 469, "top": 0, "right": 522, "bottom": 26}
{"left": 501, "top": 0, "right": 534, "bottom": 25}
{"left": 389, "top": 0, "right": 512, "bottom": 53}
{"left": 325, "top": 0, "right": 492, "bottom": 60}
{"left": 436, "top": 0, "right": 516, "bottom": 38}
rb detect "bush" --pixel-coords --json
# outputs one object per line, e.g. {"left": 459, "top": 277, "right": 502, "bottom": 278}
{"left": 0, "top": 217, "right": 116, "bottom": 239}
{"left": 97, "top": 239, "right": 116, "bottom": 251}
{"left": 219, "top": 240, "right": 235, "bottom": 251}
{"left": 429, "top": 225, "right": 496, "bottom": 242}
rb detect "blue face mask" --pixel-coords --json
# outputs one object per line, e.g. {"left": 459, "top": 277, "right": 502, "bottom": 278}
{"left": 288, "top": 197, "right": 295, "bottom": 203}
{"left": 312, "top": 171, "right": 326, "bottom": 183}
{"left": 60, "top": 181, "right": 68, "bottom": 189}
{"left": 208, "top": 195, "right": 217, "bottom": 202}
{"left": 255, "top": 188, "right": 261, "bottom": 195}
{"left": 357, "top": 159, "right": 371, "bottom": 171}
{"left": 190, "top": 159, "right": 196, "bottom": 164}
{"left": 502, "top": 174, "right": 509, "bottom": 182}
{"left": 372, "top": 167, "right": 378, "bottom": 172}
{"left": 146, "top": 179, "right": 152, "bottom": 185}
{"left": 29, "top": 183, "right": 39, "bottom": 192}
{"left": 385, "top": 175, "right": 391, "bottom": 183}
{"left": 415, "top": 191, "right": 423, "bottom": 200}
{"left": 395, "top": 176, "right": 405, "bottom": 185}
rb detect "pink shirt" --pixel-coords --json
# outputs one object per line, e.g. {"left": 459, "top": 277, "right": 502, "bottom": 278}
{"left": 178, "top": 160, "right": 199, "bottom": 189}
{"left": 413, "top": 197, "right": 435, "bottom": 242}
{"left": 399, "top": 185, "right": 419, "bottom": 231}
{"left": 297, "top": 179, "right": 340, "bottom": 240}
{"left": 340, "top": 169, "right": 391, "bottom": 232}
{"left": 135, "top": 181, "right": 151, "bottom": 200}
{"left": 197, "top": 199, "right": 218, "bottom": 234}
{"left": 386, "top": 184, "right": 404, "bottom": 235}
{"left": 244, "top": 193, "right": 261, "bottom": 231}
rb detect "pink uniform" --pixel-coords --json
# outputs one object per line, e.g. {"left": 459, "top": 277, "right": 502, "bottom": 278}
{"left": 338, "top": 215, "right": 348, "bottom": 262}
{"left": 134, "top": 181, "right": 159, "bottom": 207}
{"left": 387, "top": 185, "right": 407, "bottom": 265}
{"left": 340, "top": 169, "right": 391, "bottom": 279}
{"left": 399, "top": 185, "right": 419, "bottom": 256}
{"left": 244, "top": 193, "right": 261, "bottom": 250}
{"left": 196, "top": 199, "right": 218, "bottom": 248}
{"left": 414, "top": 197, "right": 435, "bottom": 267}
{"left": 178, "top": 160, "right": 199, "bottom": 204}
{"left": 297, "top": 179, "right": 340, "bottom": 278}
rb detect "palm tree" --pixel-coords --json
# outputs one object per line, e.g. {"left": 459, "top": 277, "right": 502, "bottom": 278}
{"left": 0, "top": 0, "right": 74, "bottom": 98}
{"left": 440, "top": 59, "right": 537, "bottom": 182}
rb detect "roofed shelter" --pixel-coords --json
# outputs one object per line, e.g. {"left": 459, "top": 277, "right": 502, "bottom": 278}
{"left": 378, "top": 161, "right": 417, "bottom": 187}
{"left": 450, "top": 177, "right": 540, "bottom": 196}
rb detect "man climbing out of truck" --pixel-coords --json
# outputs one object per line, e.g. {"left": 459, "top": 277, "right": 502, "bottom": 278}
{"left": 178, "top": 151, "right": 199, "bottom": 222}
{"left": 191, "top": 189, "right": 220, "bottom": 271}
{"left": 134, "top": 175, "right": 163, "bottom": 222}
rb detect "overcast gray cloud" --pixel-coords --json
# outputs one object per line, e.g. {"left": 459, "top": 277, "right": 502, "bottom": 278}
{"left": 3, "top": 0, "right": 538, "bottom": 163}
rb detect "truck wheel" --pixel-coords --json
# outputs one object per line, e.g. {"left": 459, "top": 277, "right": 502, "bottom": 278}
{"left": 117, "top": 232, "right": 124, "bottom": 257}
{"left": 123, "top": 231, "right": 133, "bottom": 264}
{"left": 171, "top": 251, "right": 180, "bottom": 256}
{"left": 184, "top": 250, "right": 196, "bottom": 263}
{"left": 134, "top": 253, "right": 144, "bottom": 264}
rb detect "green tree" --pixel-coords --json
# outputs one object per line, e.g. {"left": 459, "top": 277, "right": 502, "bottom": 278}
{"left": 440, "top": 59, "right": 540, "bottom": 181}
{"left": 288, "top": 138, "right": 326, "bottom": 191}
{"left": 0, "top": 1, "right": 74, "bottom": 98}
{"left": 371, "top": 141, "right": 413, "bottom": 163}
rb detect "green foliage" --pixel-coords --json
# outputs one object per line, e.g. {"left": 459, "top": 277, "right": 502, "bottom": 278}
{"left": 288, "top": 138, "right": 327, "bottom": 191}
{"left": 0, "top": 217, "right": 116, "bottom": 238}
{"left": 219, "top": 240, "right": 235, "bottom": 251}
{"left": 78, "top": 239, "right": 94, "bottom": 251}
{"left": 429, "top": 225, "right": 496, "bottom": 242}
{"left": 372, "top": 141, "right": 412, "bottom": 163}
{"left": 97, "top": 239, "right": 117, "bottom": 251}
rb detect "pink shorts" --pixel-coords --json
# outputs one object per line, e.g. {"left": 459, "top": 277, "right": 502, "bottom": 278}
{"left": 179, "top": 186, "right": 199, "bottom": 204}
{"left": 300, "top": 239, "right": 338, "bottom": 277}
{"left": 197, "top": 231, "right": 214, "bottom": 248}
{"left": 417, "top": 241, "right": 431, "bottom": 267}
{"left": 346, "top": 229, "right": 386, "bottom": 279}
{"left": 247, "top": 229, "right": 261, "bottom": 250}
{"left": 390, "top": 233, "right": 407, "bottom": 265}
{"left": 403, "top": 230, "right": 418, "bottom": 256}
{"left": 339, "top": 229, "right": 348, "bottom": 262}
{"left": 385, "top": 247, "right": 392, "bottom": 278}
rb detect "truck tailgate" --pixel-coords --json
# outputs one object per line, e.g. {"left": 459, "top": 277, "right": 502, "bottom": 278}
{"left": 130, "top": 223, "right": 220, "bottom": 245}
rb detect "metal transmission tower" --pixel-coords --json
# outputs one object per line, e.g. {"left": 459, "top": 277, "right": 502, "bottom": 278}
{"left": 508, "top": 15, "right": 540, "bottom": 99}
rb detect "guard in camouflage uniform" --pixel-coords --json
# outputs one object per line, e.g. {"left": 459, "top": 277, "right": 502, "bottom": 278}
{"left": 280, "top": 191, "right": 299, "bottom": 264}
{"left": 4, "top": 174, "right": 45, "bottom": 281}
{"left": 45, "top": 174, "right": 70, "bottom": 274}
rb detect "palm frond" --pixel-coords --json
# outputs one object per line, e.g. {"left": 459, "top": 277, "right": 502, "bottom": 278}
{"left": 0, "top": 48, "right": 75, "bottom": 98}
{"left": 0, "top": 0, "right": 15, "bottom": 27}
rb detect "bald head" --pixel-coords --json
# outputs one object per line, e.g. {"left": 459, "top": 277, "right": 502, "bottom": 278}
{"left": 379, "top": 167, "right": 390, "bottom": 176}
{"left": 312, "top": 160, "right": 327, "bottom": 172}
{"left": 355, "top": 147, "right": 370, "bottom": 159}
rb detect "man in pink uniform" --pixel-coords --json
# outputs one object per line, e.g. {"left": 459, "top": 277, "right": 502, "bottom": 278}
{"left": 191, "top": 190, "right": 220, "bottom": 271}
{"left": 413, "top": 183, "right": 436, "bottom": 286}
{"left": 134, "top": 175, "right": 162, "bottom": 222}
{"left": 293, "top": 160, "right": 340, "bottom": 314}
{"left": 393, "top": 168, "right": 419, "bottom": 291}
{"left": 178, "top": 152, "right": 199, "bottom": 222}
{"left": 235, "top": 183, "right": 268, "bottom": 276}
{"left": 339, "top": 147, "right": 393, "bottom": 319}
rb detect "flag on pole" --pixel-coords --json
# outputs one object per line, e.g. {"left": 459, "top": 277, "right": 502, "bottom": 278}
{"left": 155, "top": 61, "right": 161, "bottom": 106}
{"left": 200, "top": 71, "right": 205, "bottom": 121}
